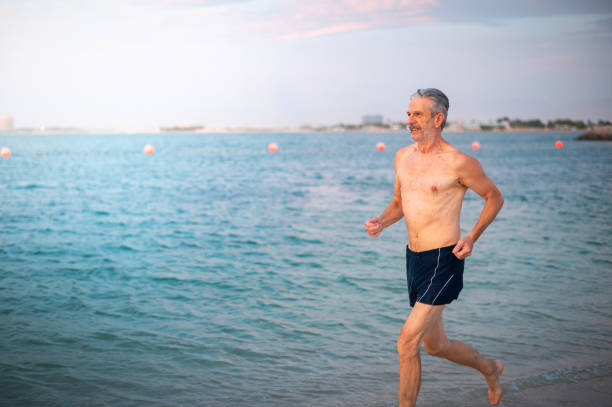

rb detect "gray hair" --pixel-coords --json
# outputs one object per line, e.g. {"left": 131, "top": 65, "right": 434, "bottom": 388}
{"left": 411, "top": 88, "right": 449, "bottom": 129}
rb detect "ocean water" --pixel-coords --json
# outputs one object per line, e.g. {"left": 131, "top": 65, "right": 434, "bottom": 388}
{"left": 0, "top": 132, "right": 610, "bottom": 406}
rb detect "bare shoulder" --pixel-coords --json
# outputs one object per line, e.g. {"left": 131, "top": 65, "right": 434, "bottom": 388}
{"left": 447, "top": 147, "right": 482, "bottom": 173}
{"left": 396, "top": 144, "right": 416, "bottom": 158}
{"left": 446, "top": 148, "right": 489, "bottom": 187}
{"left": 394, "top": 144, "right": 416, "bottom": 170}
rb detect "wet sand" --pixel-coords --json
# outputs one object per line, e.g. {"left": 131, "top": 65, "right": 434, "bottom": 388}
{"left": 437, "top": 374, "right": 612, "bottom": 407}
{"left": 462, "top": 376, "right": 612, "bottom": 407}
{"left": 497, "top": 375, "right": 612, "bottom": 407}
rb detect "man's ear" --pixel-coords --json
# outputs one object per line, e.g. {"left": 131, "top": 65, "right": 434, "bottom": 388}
{"left": 434, "top": 113, "right": 445, "bottom": 128}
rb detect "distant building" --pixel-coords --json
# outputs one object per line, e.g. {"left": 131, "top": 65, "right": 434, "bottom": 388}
{"left": 463, "top": 119, "right": 481, "bottom": 131}
{"left": 498, "top": 120, "right": 511, "bottom": 130}
{"left": 0, "top": 113, "right": 14, "bottom": 132}
{"left": 362, "top": 114, "right": 383, "bottom": 125}
{"left": 159, "top": 125, "right": 204, "bottom": 132}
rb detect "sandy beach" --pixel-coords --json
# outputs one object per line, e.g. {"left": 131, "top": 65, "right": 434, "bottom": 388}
{"left": 498, "top": 375, "right": 612, "bottom": 407}
{"left": 456, "top": 375, "right": 612, "bottom": 407}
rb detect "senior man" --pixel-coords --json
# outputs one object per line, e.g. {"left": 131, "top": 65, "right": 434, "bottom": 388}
{"left": 365, "top": 88, "right": 504, "bottom": 406}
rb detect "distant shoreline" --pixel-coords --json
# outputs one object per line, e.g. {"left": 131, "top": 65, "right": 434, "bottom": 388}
{"left": 0, "top": 128, "right": 587, "bottom": 135}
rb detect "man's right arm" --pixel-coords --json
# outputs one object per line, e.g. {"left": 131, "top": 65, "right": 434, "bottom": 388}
{"left": 364, "top": 148, "right": 407, "bottom": 237}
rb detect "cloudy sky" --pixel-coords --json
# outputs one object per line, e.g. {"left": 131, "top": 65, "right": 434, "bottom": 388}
{"left": 1, "top": 0, "right": 611, "bottom": 130}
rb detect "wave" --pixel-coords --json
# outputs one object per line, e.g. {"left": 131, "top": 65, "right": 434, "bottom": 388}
{"left": 11, "top": 183, "right": 54, "bottom": 190}
{"left": 504, "top": 363, "right": 611, "bottom": 392}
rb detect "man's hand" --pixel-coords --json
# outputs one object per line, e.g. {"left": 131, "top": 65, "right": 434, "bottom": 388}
{"left": 365, "top": 217, "right": 383, "bottom": 238}
{"left": 452, "top": 235, "right": 474, "bottom": 259}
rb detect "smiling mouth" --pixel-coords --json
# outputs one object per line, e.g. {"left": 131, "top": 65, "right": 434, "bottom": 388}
{"left": 410, "top": 126, "right": 422, "bottom": 132}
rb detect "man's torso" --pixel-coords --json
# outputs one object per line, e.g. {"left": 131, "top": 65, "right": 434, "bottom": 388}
{"left": 398, "top": 143, "right": 467, "bottom": 252}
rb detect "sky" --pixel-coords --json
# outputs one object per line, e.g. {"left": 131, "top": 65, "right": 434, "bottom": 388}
{"left": 1, "top": 0, "right": 611, "bottom": 130}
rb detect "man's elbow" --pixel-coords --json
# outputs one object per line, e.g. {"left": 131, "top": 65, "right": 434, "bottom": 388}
{"left": 494, "top": 190, "right": 504, "bottom": 210}
{"left": 485, "top": 189, "right": 503, "bottom": 209}
{"left": 391, "top": 197, "right": 404, "bottom": 219}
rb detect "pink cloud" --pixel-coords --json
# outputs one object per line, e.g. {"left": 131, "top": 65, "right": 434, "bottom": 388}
{"left": 251, "top": 0, "right": 440, "bottom": 40}
{"left": 287, "top": 0, "right": 436, "bottom": 20}
{"left": 134, "top": 0, "right": 441, "bottom": 40}
{"left": 281, "top": 22, "right": 373, "bottom": 40}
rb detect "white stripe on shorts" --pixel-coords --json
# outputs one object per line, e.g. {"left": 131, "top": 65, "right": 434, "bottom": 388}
{"left": 416, "top": 248, "right": 441, "bottom": 303}
{"left": 431, "top": 275, "right": 454, "bottom": 305}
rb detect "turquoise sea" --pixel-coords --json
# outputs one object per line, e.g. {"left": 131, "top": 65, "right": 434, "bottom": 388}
{"left": 1, "top": 132, "right": 610, "bottom": 406}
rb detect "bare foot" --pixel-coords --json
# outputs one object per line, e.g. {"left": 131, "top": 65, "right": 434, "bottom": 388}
{"left": 485, "top": 360, "right": 504, "bottom": 405}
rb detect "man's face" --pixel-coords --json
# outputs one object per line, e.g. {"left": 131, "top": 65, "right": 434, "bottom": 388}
{"left": 406, "top": 97, "right": 440, "bottom": 141}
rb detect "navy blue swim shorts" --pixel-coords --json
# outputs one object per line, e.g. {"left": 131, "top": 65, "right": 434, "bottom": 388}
{"left": 406, "top": 244, "right": 464, "bottom": 307}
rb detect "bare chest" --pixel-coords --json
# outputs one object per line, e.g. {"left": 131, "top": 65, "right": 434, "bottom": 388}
{"left": 398, "top": 154, "right": 461, "bottom": 198}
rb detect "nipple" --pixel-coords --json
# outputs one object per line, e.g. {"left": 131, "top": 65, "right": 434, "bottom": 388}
{"left": 430, "top": 185, "right": 438, "bottom": 192}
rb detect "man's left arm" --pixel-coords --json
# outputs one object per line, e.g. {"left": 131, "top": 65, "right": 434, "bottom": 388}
{"left": 453, "top": 154, "right": 504, "bottom": 259}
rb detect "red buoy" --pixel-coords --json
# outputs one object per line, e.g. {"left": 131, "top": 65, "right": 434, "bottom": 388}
{"left": 268, "top": 143, "right": 279, "bottom": 153}
{"left": 472, "top": 141, "right": 481, "bottom": 150}
{"left": 1, "top": 147, "right": 11, "bottom": 158}
{"left": 555, "top": 140, "right": 563, "bottom": 149}
{"left": 143, "top": 144, "right": 155, "bottom": 155}
{"left": 376, "top": 142, "right": 386, "bottom": 151}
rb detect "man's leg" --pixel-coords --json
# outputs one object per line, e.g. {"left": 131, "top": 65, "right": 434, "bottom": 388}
{"left": 423, "top": 316, "right": 504, "bottom": 405}
{"left": 397, "top": 302, "right": 445, "bottom": 407}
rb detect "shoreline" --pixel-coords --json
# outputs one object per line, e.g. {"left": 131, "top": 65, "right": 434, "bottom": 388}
{"left": 430, "top": 364, "right": 612, "bottom": 407}
{"left": 0, "top": 128, "right": 586, "bottom": 136}
{"left": 498, "top": 375, "right": 612, "bottom": 407}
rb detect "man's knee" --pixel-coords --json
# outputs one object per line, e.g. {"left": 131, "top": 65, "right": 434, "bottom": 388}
{"left": 424, "top": 340, "right": 448, "bottom": 358}
{"left": 397, "top": 331, "right": 422, "bottom": 359}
